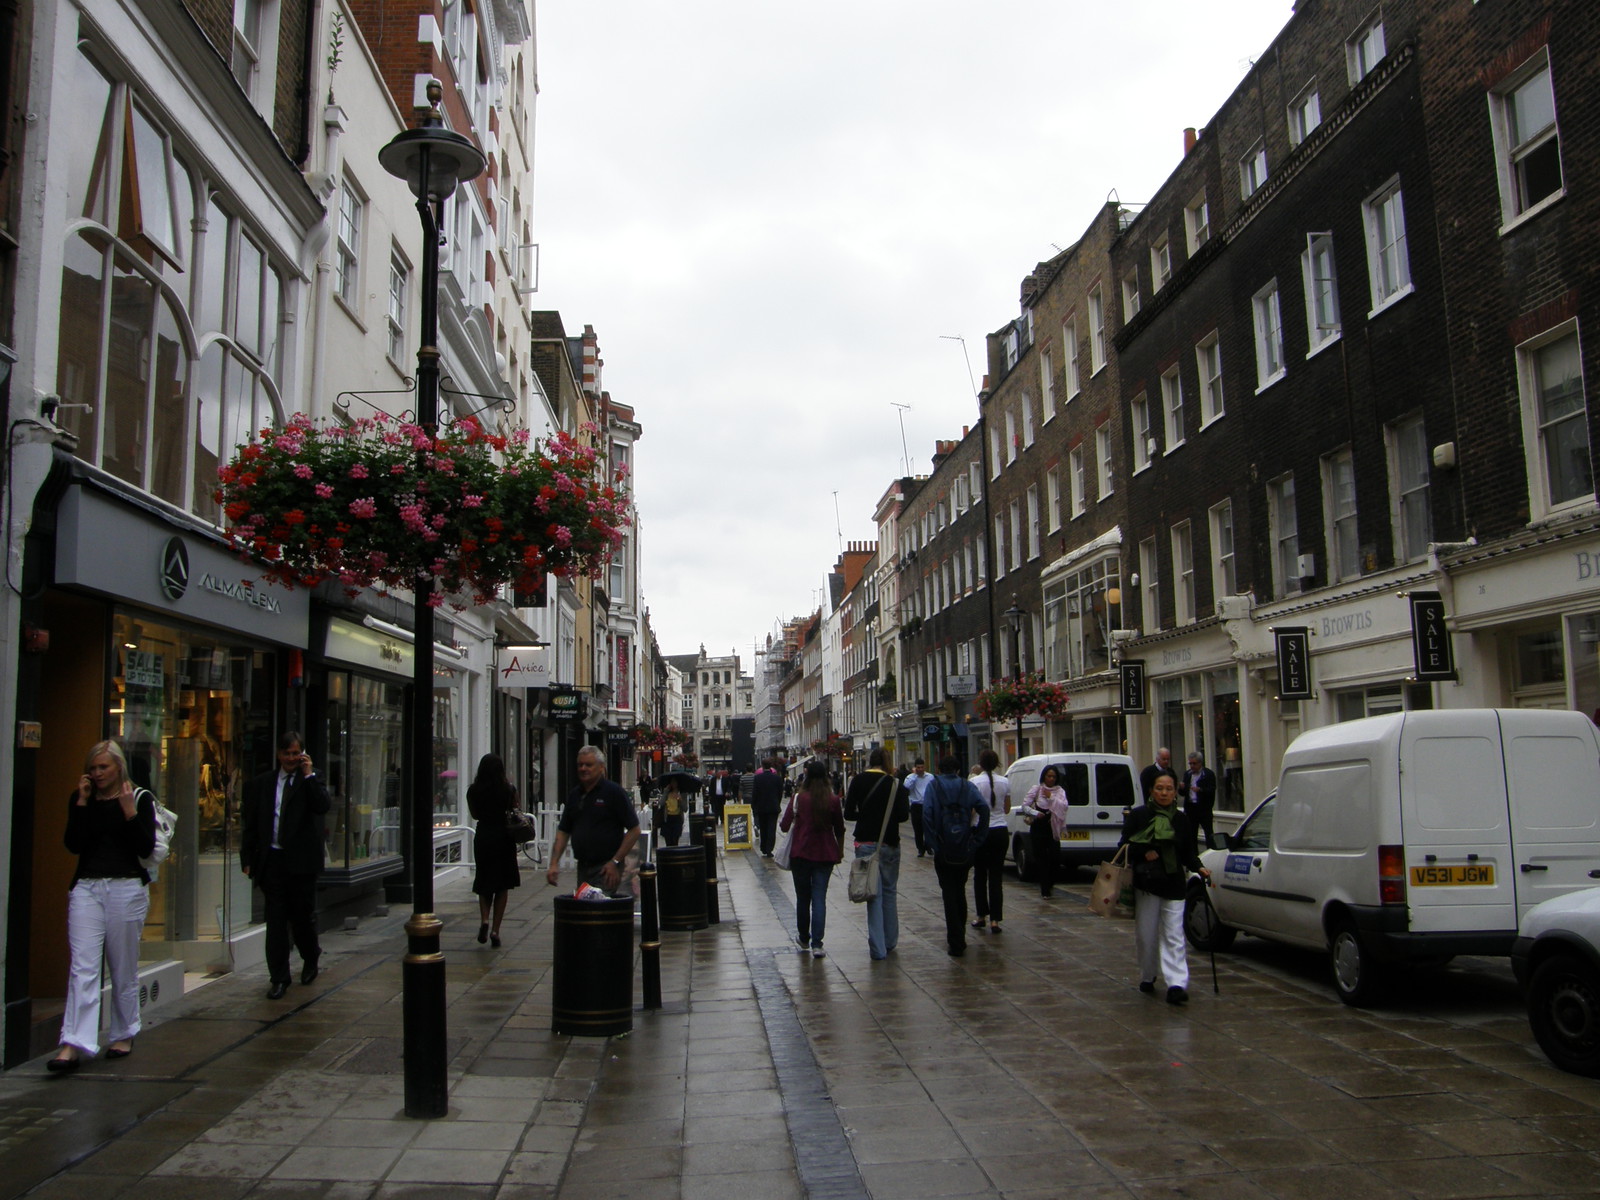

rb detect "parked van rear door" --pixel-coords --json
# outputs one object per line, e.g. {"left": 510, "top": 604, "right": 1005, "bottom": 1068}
{"left": 1398, "top": 710, "right": 1516, "bottom": 933}
{"left": 1499, "top": 709, "right": 1600, "bottom": 919}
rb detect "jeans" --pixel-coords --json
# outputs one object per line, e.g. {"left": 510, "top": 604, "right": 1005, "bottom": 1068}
{"left": 62, "top": 878, "right": 149, "bottom": 1056}
{"left": 972, "top": 826, "right": 1009, "bottom": 922}
{"left": 790, "top": 858, "right": 833, "bottom": 948}
{"left": 933, "top": 857, "right": 973, "bottom": 953}
{"left": 855, "top": 842, "right": 901, "bottom": 959}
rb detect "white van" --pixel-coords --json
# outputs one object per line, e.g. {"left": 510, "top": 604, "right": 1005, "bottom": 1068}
{"left": 1189, "top": 709, "right": 1600, "bottom": 1005}
{"left": 1003, "top": 752, "right": 1139, "bottom": 878}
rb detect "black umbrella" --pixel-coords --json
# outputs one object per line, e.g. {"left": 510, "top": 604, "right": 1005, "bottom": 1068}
{"left": 655, "top": 771, "right": 703, "bottom": 793}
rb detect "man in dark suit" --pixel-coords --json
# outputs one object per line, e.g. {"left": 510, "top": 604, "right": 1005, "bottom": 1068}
{"left": 1182, "top": 750, "right": 1218, "bottom": 851}
{"left": 749, "top": 759, "right": 784, "bottom": 856}
{"left": 1140, "top": 747, "right": 1173, "bottom": 800}
{"left": 241, "top": 731, "right": 331, "bottom": 999}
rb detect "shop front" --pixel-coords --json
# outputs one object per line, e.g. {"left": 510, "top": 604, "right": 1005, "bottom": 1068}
{"left": 1445, "top": 527, "right": 1600, "bottom": 717}
{"left": 1133, "top": 623, "right": 1248, "bottom": 813}
{"left": 13, "top": 481, "right": 310, "bottom": 1058}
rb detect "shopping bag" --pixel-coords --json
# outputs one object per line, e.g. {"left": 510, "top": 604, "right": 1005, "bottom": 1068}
{"left": 848, "top": 853, "right": 879, "bottom": 902}
{"left": 773, "top": 805, "right": 795, "bottom": 870}
{"left": 1088, "top": 844, "right": 1133, "bottom": 918}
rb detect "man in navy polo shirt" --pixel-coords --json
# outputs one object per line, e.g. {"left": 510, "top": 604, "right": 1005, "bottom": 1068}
{"left": 547, "top": 746, "right": 640, "bottom": 896}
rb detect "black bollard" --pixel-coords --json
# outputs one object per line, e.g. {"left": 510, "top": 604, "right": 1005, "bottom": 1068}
{"left": 639, "top": 861, "right": 661, "bottom": 1010}
{"left": 702, "top": 822, "right": 720, "bottom": 925}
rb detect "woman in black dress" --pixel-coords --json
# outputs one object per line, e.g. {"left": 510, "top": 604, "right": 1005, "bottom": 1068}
{"left": 467, "top": 754, "right": 520, "bottom": 947}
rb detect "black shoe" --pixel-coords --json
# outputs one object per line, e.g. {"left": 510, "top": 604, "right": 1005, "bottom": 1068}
{"left": 1139, "top": 981, "right": 1156, "bottom": 994}
{"left": 46, "top": 1054, "right": 80, "bottom": 1074}
{"left": 970, "top": 919, "right": 986, "bottom": 930}
{"left": 477, "top": 923, "right": 489, "bottom": 944}
{"left": 948, "top": 945, "right": 965, "bottom": 957}
{"left": 301, "top": 961, "right": 319, "bottom": 986}
{"left": 1166, "top": 986, "right": 1188, "bottom": 1005}
{"left": 490, "top": 933, "right": 502, "bottom": 948}
{"left": 267, "top": 980, "right": 290, "bottom": 1000}
{"left": 104, "top": 1044, "right": 133, "bottom": 1060}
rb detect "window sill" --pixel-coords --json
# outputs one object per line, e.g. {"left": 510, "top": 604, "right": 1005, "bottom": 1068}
{"left": 1132, "top": 462, "right": 1152, "bottom": 476}
{"left": 1164, "top": 440, "right": 1186, "bottom": 456}
{"left": 1498, "top": 189, "right": 1564, "bottom": 237}
{"left": 1254, "top": 369, "right": 1287, "bottom": 396}
{"left": 1198, "top": 412, "right": 1226, "bottom": 433}
{"left": 385, "top": 353, "right": 411, "bottom": 382}
{"left": 1067, "top": 389, "right": 1081, "bottom": 402}
{"left": 333, "top": 292, "right": 367, "bottom": 332}
{"left": 1367, "top": 283, "right": 1414, "bottom": 321}
{"left": 1306, "top": 332, "right": 1341, "bottom": 360}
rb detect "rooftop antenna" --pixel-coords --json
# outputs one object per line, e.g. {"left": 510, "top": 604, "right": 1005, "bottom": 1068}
{"left": 939, "top": 334, "right": 980, "bottom": 406}
{"left": 890, "top": 402, "right": 912, "bottom": 476}
{"left": 832, "top": 490, "right": 844, "bottom": 553}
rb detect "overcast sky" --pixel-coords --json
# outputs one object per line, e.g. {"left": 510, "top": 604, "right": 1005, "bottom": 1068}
{"left": 533, "top": 0, "right": 1296, "bottom": 669}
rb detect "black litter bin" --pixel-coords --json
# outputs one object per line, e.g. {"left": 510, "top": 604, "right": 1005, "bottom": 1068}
{"left": 688, "top": 813, "right": 708, "bottom": 845}
{"left": 551, "top": 895, "right": 634, "bottom": 1036}
{"left": 656, "top": 844, "right": 707, "bottom": 931}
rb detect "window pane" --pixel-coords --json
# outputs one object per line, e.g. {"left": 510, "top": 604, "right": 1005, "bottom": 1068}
{"left": 1537, "top": 336, "right": 1591, "bottom": 505}
{"left": 1509, "top": 71, "right": 1556, "bottom": 148}
{"left": 103, "top": 250, "right": 158, "bottom": 487}
{"left": 68, "top": 52, "right": 116, "bottom": 224}
{"left": 58, "top": 232, "right": 107, "bottom": 462}
{"left": 198, "top": 197, "right": 229, "bottom": 335}
{"left": 262, "top": 264, "right": 282, "bottom": 382}
{"left": 149, "top": 295, "right": 189, "bottom": 508}
{"left": 130, "top": 105, "right": 180, "bottom": 260}
{"left": 235, "top": 235, "right": 263, "bottom": 357}
{"left": 192, "top": 343, "right": 226, "bottom": 522}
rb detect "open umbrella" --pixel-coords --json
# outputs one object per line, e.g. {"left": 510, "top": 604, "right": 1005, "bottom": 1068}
{"left": 656, "top": 770, "right": 703, "bottom": 793}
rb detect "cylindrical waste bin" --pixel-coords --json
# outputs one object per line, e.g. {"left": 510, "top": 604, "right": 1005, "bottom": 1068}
{"left": 688, "top": 813, "right": 708, "bottom": 845}
{"left": 551, "top": 895, "right": 634, "bottom": 1036}
{"left": 657, "top": 844, "right": 708, "bottom": 931}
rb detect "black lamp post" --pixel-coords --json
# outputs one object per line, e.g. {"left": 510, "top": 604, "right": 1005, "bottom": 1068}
{"left": 378, "top": 81, "right": 486, "bottom": 1120}
{"left": 1005, "top": 597, "right": 1026, "bottom": 762}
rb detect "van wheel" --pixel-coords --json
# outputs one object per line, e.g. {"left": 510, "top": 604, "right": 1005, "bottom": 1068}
{"left": 1329, "top": 919, "right": 1388, "bottom": 1007}
{"left": 1528, "top": 953, "right": 1600, "bottom": 1077}
{"left": 1013, "top": 835, "right": 1035, "bottom": 882}
{"left": 1183, "top": 881, "right": 1236, "bottom": 952}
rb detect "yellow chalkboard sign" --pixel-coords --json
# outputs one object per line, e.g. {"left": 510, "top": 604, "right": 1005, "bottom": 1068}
{"left": 723, "top": 804, "right": 753, "bottom": 851}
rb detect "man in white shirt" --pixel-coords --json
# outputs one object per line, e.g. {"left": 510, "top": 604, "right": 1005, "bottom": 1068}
{"left": 905, "top": 759, "right": 934, "bottom": 857}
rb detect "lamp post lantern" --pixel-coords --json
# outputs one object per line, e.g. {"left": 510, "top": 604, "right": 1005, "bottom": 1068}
{"left": 1004, "top": 597, "right": 1026, "bottom": 763}
{"left": 378, "top": 80, "right": 487, "bottom": 1120}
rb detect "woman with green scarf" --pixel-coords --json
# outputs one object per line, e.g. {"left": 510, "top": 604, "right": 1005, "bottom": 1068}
{"left": 1120, "top": 771, "right": 1210, "bottom": 1004}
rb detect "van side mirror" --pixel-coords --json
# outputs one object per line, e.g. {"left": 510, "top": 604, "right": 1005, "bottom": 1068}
{"left": 1223, "top": 832, "right": 1240, "bottom": 852}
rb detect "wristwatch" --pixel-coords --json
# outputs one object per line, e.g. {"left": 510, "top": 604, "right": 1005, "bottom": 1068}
{"left": 611, "top": 858, "right": 623, "bottom": 867}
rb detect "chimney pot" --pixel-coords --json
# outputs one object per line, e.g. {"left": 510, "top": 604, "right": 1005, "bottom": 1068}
{"left": 1183, "top": 127, "right": 1198, "bottom": 153}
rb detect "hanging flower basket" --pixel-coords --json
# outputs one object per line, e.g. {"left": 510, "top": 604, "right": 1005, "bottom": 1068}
{"left": 215, "top": 413, "right": 630, "bottom": 604}
{"left": 631, "top": 724, "right": 690, "bottom": 751}
{"left": 975, "top": 672, "right": 1072, "bottom": 723}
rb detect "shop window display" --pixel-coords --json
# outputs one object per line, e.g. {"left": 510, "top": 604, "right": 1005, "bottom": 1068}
{"left": 111, "top": 612, "right": 277, "bottom": 953}
{"left": 324, "top": 671, "right": 405, "bottom": 868}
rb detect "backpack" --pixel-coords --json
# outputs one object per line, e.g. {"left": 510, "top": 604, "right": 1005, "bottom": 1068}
{"left": 137, "top": 787, "right": 178, "bottom": 882}
{"left": 931, "top": 777, "right": 979, "bottom": 864}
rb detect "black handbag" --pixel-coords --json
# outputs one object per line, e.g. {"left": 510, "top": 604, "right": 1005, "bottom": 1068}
{"left": 505, "top": 809, "right": 536, "bottom": 844}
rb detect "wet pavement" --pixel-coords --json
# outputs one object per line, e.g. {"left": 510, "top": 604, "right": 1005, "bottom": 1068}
{"left": 4, "top": 842, "right": 1599, "bottom": 1199}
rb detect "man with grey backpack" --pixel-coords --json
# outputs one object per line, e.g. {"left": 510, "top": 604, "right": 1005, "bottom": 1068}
{"left": 923, "top": 755, "right": 989, "bottom": 957}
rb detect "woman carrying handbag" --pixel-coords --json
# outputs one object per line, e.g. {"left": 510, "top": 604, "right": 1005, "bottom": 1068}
{"left": 779, "top": 762, "right": 845, "bottom": 958}
{"left": 842, "top": 749, "right": 910, "bottom": 960}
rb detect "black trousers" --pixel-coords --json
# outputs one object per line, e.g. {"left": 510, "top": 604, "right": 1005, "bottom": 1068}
{"left": 933, "top": 858, "right": 973, "bottom": 953}
{"left": 258, "top": 852, "right": 319, "bottom": 984}
{"left": 910, "top": 805, "right": 927, "bottom": 855}
{"left": 756, "top": 810, "right": 779, "bottom": 855}
{"left": 1186, "top": 802, "right": 1215, "bottom": 851}
{"left": 1030, "top": 816, "right": 1060, "bottom": 896}
{"left": 972, "top": 826, "right": 1009, "bottom": 922}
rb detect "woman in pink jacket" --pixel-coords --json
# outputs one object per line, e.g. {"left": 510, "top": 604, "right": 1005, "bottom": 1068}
{"left": 780, "top": 761, "right": 845, "bottom": 958}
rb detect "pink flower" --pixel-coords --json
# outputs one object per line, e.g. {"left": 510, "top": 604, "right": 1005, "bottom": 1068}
{"left": 315, "top": 483, "right": 334, "bottom": 499}
{"left": 293, "top": 463, "right": 313, "bottom": 479}
{"left": 462, "top": 494, "right": 484, "bottom": 508}
{"left": 349, "top": 498, "right": 377, "bottom": 518}
{"left": 551, "top": 525, "right": 573, "bottom": 548}
{"left": 349, "top": 463, "right": 369, "bottom": 480}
